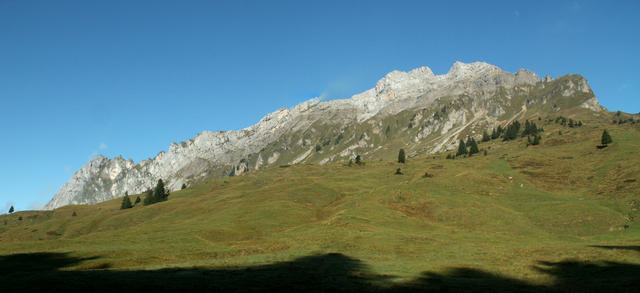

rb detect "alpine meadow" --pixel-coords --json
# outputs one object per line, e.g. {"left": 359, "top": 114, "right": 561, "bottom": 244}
{"left": 2, "top": 62, "right": 639, "bottom": 292}
{"left": 2, "top": 2, "right": 640, "bottom": 292}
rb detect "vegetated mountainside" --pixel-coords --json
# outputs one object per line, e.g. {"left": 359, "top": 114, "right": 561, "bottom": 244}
{"left": 1, "top": 109, "right": 639, "bottom": 291}
{"left": 45, "top": 61, "right": 604, "bottom": 209}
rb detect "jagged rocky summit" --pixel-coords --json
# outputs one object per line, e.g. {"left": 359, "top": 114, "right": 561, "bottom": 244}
{"left": 44, "top": 61, "right": 604, "bottom": 209}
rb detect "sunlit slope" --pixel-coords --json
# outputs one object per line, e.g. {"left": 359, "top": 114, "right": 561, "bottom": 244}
{"left": 1, "top": 111, "right": 638, "bottom": 285}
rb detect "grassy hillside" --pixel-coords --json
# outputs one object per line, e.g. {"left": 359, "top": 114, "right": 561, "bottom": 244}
{"left": 1, "top": 110, "right": 639, "bottom": 292}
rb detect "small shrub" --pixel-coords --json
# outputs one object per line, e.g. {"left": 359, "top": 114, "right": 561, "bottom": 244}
{"left": 395, "top": 168, "right": 403, "bottom": 175}
{"left": 72, "top": 211, "right": 77, "bottom": 217}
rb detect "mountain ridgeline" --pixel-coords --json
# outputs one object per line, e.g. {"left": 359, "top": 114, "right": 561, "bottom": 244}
{"left": 45, "top": 62, "right": 604, "bottom": 209}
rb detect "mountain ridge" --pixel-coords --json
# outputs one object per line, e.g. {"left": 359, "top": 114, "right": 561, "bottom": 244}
{"left": 44, "top": 61, "right": 604, "bottom": 210}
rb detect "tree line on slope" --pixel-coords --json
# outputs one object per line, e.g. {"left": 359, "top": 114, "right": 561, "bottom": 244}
{"left": 120, "top": 179, "right": 171, "bottom": 210}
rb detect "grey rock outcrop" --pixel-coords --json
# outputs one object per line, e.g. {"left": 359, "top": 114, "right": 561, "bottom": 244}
{"left": 45, "top": 61, "right": 600, "bottom": 210}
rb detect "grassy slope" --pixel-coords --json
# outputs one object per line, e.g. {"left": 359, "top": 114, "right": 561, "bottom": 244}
{"left": 1, "top": 110, "right": 639, "bottom": 290}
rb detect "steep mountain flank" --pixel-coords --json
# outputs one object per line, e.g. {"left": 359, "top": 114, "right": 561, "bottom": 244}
{"left": 45, "top": 62, "right": 604, "bottom": 209}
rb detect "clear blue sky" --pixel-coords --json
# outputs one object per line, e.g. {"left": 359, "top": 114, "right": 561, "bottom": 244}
{"left": 1, "top": 0, "right": 638, "bottom": 212}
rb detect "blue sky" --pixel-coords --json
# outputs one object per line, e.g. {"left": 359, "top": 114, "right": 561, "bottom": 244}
{"left": 1, "top": 0, "right": 638, "bottom": 212}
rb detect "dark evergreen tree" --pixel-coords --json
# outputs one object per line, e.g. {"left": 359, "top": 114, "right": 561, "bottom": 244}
{"left": 568, "top": 119, "right": 574, "bottom": 128}
{"left": 601, "top": 129, "right": 613, "bottom": 146}
{"left": 120, "top": 192, "right": 133, "bottom": 210}
{"left": 398, "top": 149, "right": 406, "bottom": 163}
{"left": 522, "top": 120, "right": 531, "bottom": 136}
{"left": 8, "top": 206, "right": 14, "bottom": 214}
{"left": 135, "top": 196, "right": 141, "bottom": 205}
{"left": 395, "top": 168, "right": 403, "bottom": 175}
{"left": 503, "top": 121, "right": 521, "bottom": 141}
{"left": 72, "top": 211, "right": 77, "bottom": 217}
{"left": 181, "top": 183, "right": 187, "bottom": 190}
{"left": 468, "top": 138, "right": 479, "bottom": 156}
{"left": 522, "top": 120, "right": 540, "bottom": 137}
{"left": 456, "top": 139, "right": 467, "bottom": 156}
{"left": 153, "top": 179, "right": 168, "bottom": 202}
{"left": 491, "top": 126, "right": 505, "bottom": 140}
{"left": 143, "top": 189, "right": 154, "bottom": 206}
{"left": 355, "top": 155, "right": 361, "bottom": 165}
{"left": 482, "top": 130, "right": 490, "bottom": 142}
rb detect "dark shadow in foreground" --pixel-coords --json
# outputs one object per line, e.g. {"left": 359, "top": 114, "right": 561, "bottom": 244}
{"left": 1, "top": 251, "right": 639, "bottom": 292}
{"left": 589, "top": 245, "right": 640, "bottom": 253}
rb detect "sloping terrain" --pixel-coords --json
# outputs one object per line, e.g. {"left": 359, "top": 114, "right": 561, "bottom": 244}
{"left": 46, "top": 62, "right": 605, "bottom": 210}
{"left": 2, "top": 109, "right": 639, "bottom": 291}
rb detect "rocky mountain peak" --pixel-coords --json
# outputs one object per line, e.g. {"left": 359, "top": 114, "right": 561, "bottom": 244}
{"left": 44, "top": 62, "right": 603, "bottom": 210}
{"left": 446, "top": 61, "right": 499, "bottom": 79}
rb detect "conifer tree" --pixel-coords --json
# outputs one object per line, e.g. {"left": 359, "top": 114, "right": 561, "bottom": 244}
{"left": 120, "top": 192, "right": 133, "bottom": 210}
{"left": 468, "top": 138, "right": 479, "bottom": 155}
{"left": 8, "top": 206, "right": 14, "bottom": 214}
{"left": 355, "top": 155, "right": 362, "bottom": 165}
{"left": 601, "top": 129, "right": 613, "bottom": 146}
{"left": 135, "top": 196, "right": 141, "bottom": 205}
{"left": 521, "top": 120, "right": 540, "bottom": 137}
{"left": 482, "top": 130, "right": 490, "bottom": 142}
{"left": 456, "top": 139, "right": 467, "bottom": 156}
{"left": 503, "top": 121, "right": 521, "bottom": 141}
{"left": 398, "top": 149, "right": 406, "bottom": 163}
{"left": 153, "top": 179, "right": 168, "bottom": 203}
{"left": 181, "top": 183, "right": 187, "bottom": 190}
{"left": 143, "top": 189, "right": 154, "bottom": 206}
{"left": 490, "top": 128, "right": 497, "bottom": 140}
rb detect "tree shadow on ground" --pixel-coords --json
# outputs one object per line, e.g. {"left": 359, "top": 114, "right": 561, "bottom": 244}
{"left": 1, "top": 250, "right": 639, "bottom": 292}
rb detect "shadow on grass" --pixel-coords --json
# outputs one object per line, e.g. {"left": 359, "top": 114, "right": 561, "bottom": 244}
{"left": 589, "top": 245, "right": 640, "bottom": 253}
{"left": 1, "top": 251, "right": 639, "bottom": 292}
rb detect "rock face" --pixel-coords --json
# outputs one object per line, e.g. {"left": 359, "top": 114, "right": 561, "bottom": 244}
{"left": 45, "top": 61, "right": 603, "bottom": 210}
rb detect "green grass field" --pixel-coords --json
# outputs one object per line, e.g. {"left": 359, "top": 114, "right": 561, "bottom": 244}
{"left": 1, "top": 112, "right": 639, "bottom": 292}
